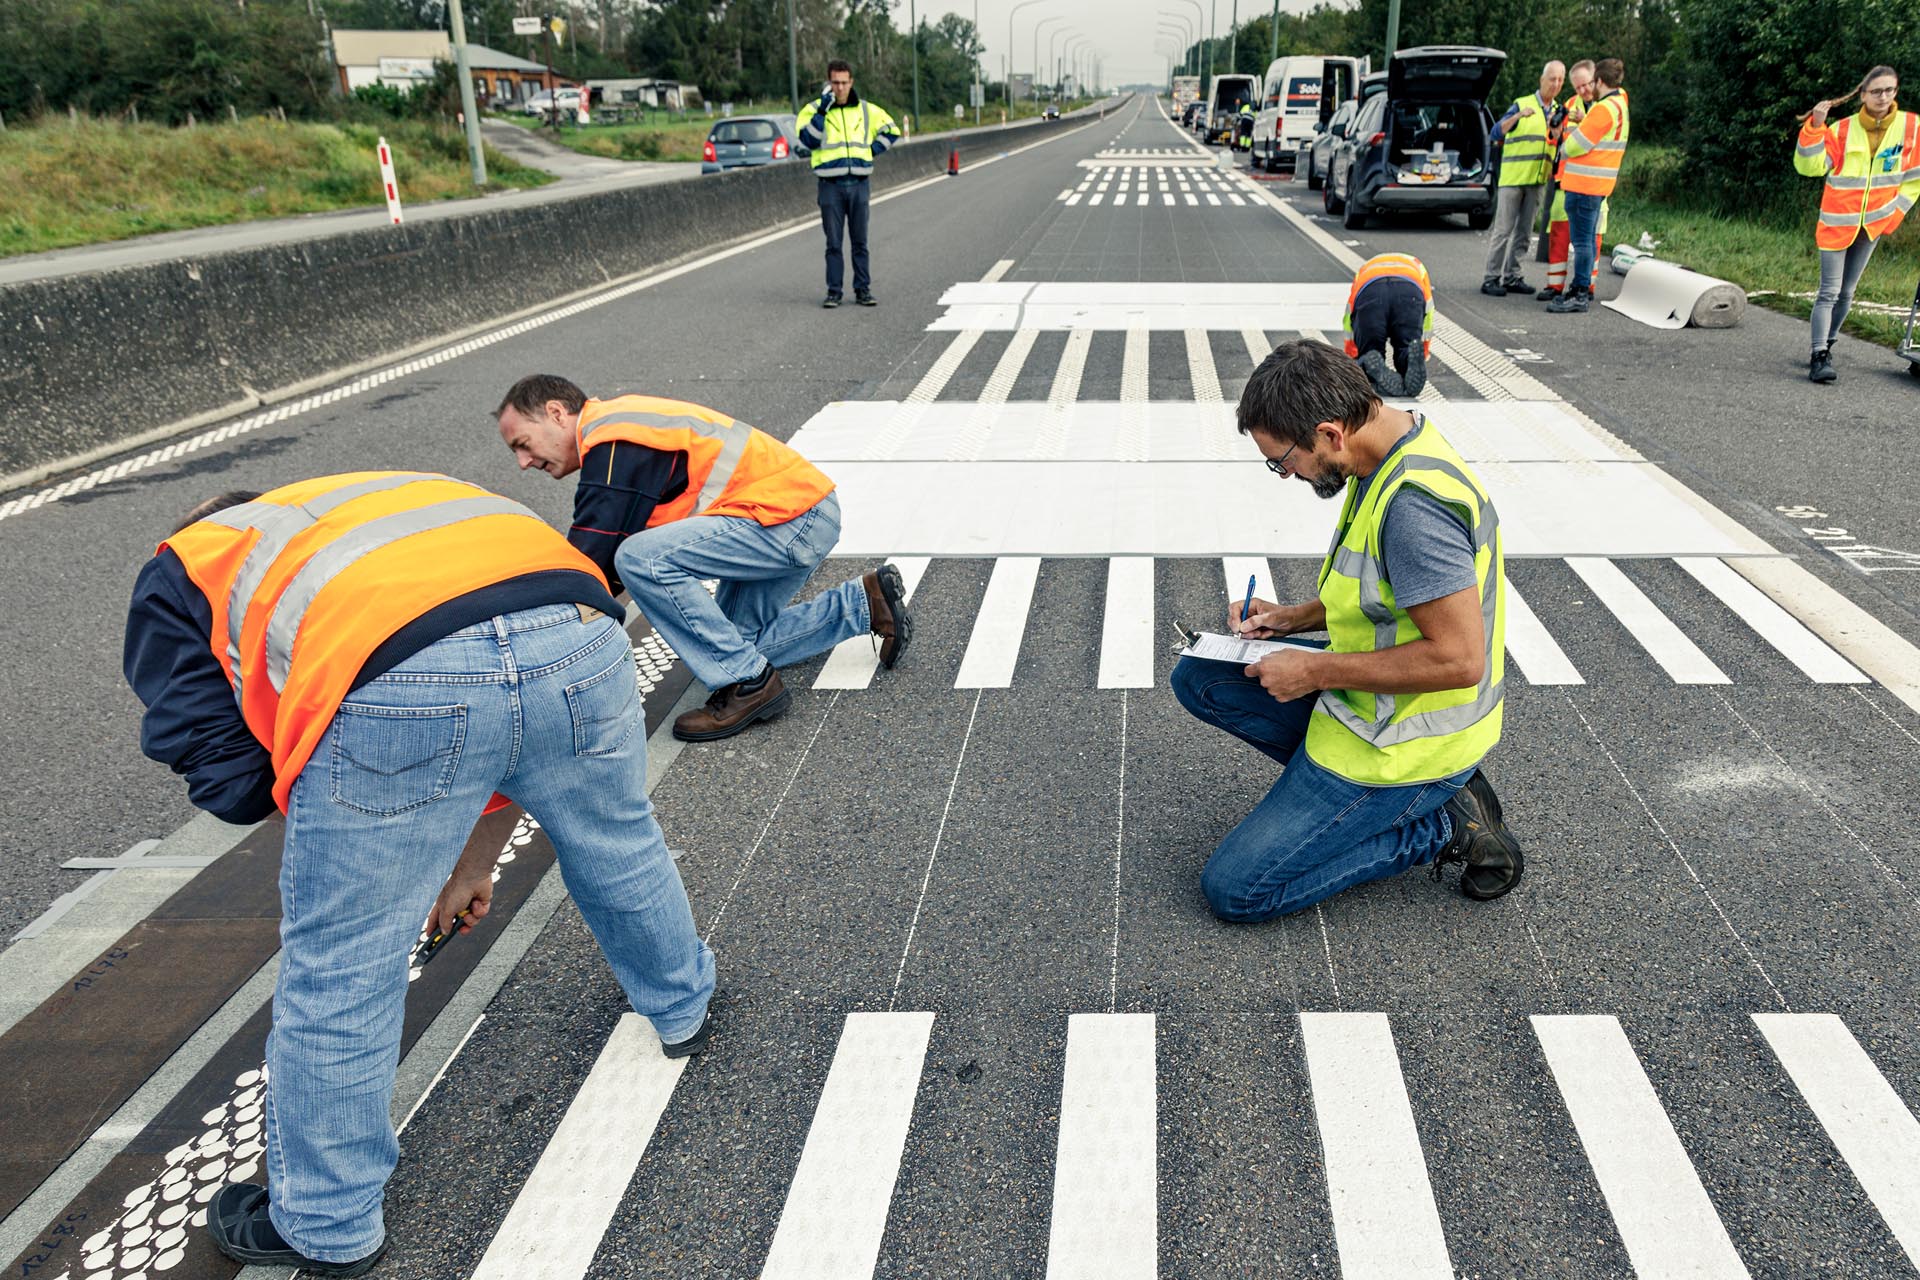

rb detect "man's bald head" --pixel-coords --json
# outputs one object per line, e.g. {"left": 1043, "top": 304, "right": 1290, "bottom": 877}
{"left": 1539, "top": 60, "right": 1566, "bottom": 101}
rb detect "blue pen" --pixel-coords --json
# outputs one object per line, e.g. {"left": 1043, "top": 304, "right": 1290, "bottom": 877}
{"left": 1239, "top": 574, "right": 1256, "bottom": 632}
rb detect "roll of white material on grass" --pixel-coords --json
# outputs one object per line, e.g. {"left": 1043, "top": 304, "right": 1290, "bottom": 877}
{"left": 1603, "top": 258, "right": 1746, "bottom": 329}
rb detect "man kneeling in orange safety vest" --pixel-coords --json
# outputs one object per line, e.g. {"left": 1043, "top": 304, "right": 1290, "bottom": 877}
{"left": 496, "top": 374, "right": 911, "bottom": 743}
{"left": 124, "top": 474, "right": 717, "bottom": 1276}
{"left": 1343, "top": 252, "right": 1434, "bottom": 397}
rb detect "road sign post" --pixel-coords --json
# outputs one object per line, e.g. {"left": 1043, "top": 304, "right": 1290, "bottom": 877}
{"left": 376, "top": 136, "right": 403, "bottom": 224}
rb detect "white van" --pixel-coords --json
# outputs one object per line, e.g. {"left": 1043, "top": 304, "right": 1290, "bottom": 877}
{"left": 1249, "top": 55, "right": 1367, "bottom": 172}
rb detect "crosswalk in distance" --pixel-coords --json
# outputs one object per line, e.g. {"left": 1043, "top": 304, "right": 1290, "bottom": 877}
{"left": 1060, "top": 164, "right": 1263, "bottom": 208}
{"left": 457, "top": 1010, "right": 1920, "bottom": 1280}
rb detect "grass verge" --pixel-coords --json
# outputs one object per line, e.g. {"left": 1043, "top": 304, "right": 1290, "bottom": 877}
{"left": 503, "top": 96, "right": 1104, "bottom": 164}
{"left": 1606, "top": 145, "right": 1919, "bottom": 351}
{"left": 0, "top": 116, "right": 553, "bottom": 258}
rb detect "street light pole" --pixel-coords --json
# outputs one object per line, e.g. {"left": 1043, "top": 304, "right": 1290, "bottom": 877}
{"left": 1269, "top": 0, "right": 1279, "bottom": 68}
{"left": 1207, "top": 0, "right": 1216, "bottom": 87}
{"left": 786, "top": 0, "right": 798, "bottom": 114}
{"left": 1034, "top": 16, "right": 1065, "bottom": 100}
{"left": 973, "top": 0, "right": 980, "bottom": 125}
{"left": 909, "top": 0, "right": 919, "bottom": 129}
{"left": 1229, "top": 0, "right": 1237, "bottom": 75}
{"left": 446, "top": 0, "right": 486, "bottom": 186}
{"left": 1385, "top": 0, "right": 1401, "bottom": 64}
{"left": 1008, "top": 0, "right": 1050, "bottom": 115}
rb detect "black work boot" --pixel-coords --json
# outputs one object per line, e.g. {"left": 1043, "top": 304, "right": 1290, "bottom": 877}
{"left": 862, "top": 563, "right": 913, "bottom": 668}
{"left": 1534, "top": 284, "right": 1562, "bottom": 302}
{"left": 1809, "top": 346, "right": 1837, "bottom": 384}
{"left": 206, "top": 1184, "right": 386, "bottom": 1277}
{"left": 1430, "top": 770, "right": 1524, "bottom": 900}
{"left": 1545, "top": 288, "right": 1590, "bottom": 313}
{"left": 1480, "top": 280, "right": 1507, "bottom": 297}
{"left": 672, "top": 667, "right": 790, "bottom": 742}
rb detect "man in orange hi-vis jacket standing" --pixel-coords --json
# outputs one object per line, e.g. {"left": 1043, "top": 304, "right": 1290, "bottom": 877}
{"left": 1546, "top": 57, "right": 1629, "bottom": 315}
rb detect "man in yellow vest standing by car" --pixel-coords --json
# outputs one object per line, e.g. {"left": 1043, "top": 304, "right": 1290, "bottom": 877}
{"left": 1548, "top": 57, "right": 1630, "bottom": 314}
{"left": 1170, "top": 341, "right": 1524, "bottom": 921}
{"left": 1481, "top": 60, "right": 1565, "bottom": 296}
{"left": 495, "top": 375, "right": 912, "bottom": 743}
{"left": 796, "top": 58, "right": 902, "bottom": 308}
{"left": 125, "top": 474, "right": 718, "bottom": 1276}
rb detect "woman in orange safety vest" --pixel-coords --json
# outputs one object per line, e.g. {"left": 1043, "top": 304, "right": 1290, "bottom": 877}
{"left": 1795, "top": 66, "right": 1920, "bottom": 383}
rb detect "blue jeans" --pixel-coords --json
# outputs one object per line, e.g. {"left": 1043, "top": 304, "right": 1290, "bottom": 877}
{"left": 615, "top": 493, "right": 870, "bottom": 691}
{"left": 818, "top": 176, "right": 871, "bottom": 295}
{"left": 1565, "top": 190, "right": 1605, "bottom": 295}
{"left": 1170, "top": 654, "right": 1469, "bottom": 921}
{"left": 266, "top": 605, "right": 715, "bottom": 1261}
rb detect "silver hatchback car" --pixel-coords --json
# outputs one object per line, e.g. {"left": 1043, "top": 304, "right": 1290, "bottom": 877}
{"left": 701, "top": 114, "right": 801, "bottom": 174}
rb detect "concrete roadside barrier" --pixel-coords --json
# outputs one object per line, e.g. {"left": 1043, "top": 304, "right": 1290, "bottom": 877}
{"left": 0, "top": 98, "right": 1127, "bottom": 484}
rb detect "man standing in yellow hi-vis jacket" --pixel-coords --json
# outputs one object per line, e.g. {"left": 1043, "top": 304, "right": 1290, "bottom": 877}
{"left": 796, "top": 59, "right": 902, "bottom": 309}
{"left": 1170, "top": 341, "right": 1525, "bottom": 921}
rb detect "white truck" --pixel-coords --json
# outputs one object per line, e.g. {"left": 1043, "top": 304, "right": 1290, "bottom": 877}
{"left": 1202, "top": 73, "right": 1261, "bottom": 145}
{"left": 1248, "top": 54, "right": 1368, "bottom": 173}
{"left": 1171, "top": 74, "right": 1201, "bottom": 117}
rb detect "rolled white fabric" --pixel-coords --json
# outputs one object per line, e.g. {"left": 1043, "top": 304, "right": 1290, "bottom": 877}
{"left": 1603, "top": 259, "right": 1747, "bottom": 330}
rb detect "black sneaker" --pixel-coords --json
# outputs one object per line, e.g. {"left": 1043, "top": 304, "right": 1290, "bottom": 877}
{"left": 855, "top": 290, "right": 877, "bottom": 306}
{"left": 662, "top": 1010, "right": 714, "bottom": 1059}
{"left": 1809, "top": 347, "right": 1837, "bottom": 384}
{"left": 206, "top": 1184, "right": 387, "bottom": 1277}
{"left": 1479, "top": 280, "right": 1507, "bottom": 297}
{"left": 822, "top": 293, "right": 842, "bottom": 309}
{"left": 1430, "top": 770, "right": 1523, "bottom": 900}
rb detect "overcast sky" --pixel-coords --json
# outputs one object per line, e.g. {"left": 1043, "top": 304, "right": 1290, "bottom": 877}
{"left": 916, "top": 0, "right": 1342, "bottom": 88}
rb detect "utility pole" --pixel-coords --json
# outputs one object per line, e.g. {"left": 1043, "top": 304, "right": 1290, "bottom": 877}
{"left": 447, "top": 0, "right": 487, "bottom": 185}
{"left": 1228, "top": 0, "right": 1237, "bottom": 75}
{"left": 786, "top": 0, "right": 798, "bottom": 114}
{"left": 1384, "top": 0, "right": 1401, "bottom": 64}
{"left": 973, "top": 0, "right": 981, "bottom": 126}
{"left": 909, "top": 0, "right": 920, "bottom": 129}
{"left": 1207, "top": 0, "right": 1216, "bottom": 88}
{"left": 1269, "top": 0, "right": 1279, "bottom": 68}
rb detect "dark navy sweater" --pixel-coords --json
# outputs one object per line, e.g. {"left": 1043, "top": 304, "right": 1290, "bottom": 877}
{"left": 567, "top": 440, "right": 688, "bottom": 594}
{"left": 124, "top": 550, "right": 619, "bottom": 824}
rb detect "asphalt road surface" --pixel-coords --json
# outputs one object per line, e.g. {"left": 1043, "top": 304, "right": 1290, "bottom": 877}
{"left": 3, "top": 95, "right": 1920, "bottom": 1280}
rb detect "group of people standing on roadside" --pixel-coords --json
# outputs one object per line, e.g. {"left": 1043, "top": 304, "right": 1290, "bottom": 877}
{"left": 1479, "top": 56, "right": 1630, "bottom": 314}
{"left": 1476, "top": 55, "right": 1918, "bottom": 381}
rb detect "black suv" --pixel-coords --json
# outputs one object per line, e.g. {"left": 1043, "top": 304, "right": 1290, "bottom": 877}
{"left": 1323, "top": 45, "right": 1504, "bottom": 231}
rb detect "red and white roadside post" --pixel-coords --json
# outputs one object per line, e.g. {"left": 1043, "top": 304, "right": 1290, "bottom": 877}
{"left": 377, "top": 135, "right": 403, "bottom": 225}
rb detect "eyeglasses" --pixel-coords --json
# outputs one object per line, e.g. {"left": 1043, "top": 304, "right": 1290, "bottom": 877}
{"left": 1863, "top": 86, "right": 1899, "bottom": 97}
{"left": 1265, "top": 441, "right": 1301, "bottom": 477}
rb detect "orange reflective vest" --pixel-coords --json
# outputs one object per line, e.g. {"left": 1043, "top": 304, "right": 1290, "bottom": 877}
{"left": 1343, "top": 253, "right": 1434, "bottom": 358}
{"left": 577, "top": 395, "right": 835, "bottom": 529}
{"left": 161, "top": 472, "right": 607, "bottom": 812}
{"left": 1794, "top": 108, "right": 1920, "bottom": 250}
{"left": 1559, "top": 88, "right": 1629, "bottom": 196}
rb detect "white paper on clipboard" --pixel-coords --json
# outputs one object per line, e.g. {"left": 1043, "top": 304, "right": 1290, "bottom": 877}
{"left": 1180, "top": 631, "right": 1321, "bottom": 664}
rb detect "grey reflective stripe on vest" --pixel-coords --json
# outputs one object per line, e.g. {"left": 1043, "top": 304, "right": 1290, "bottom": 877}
{"left": 1320, "top": 446, "right": 1502, "bottom": 743}
{"left": 1820, "top": 208, "right": 1866, "bottom": 225}
{"left": 262, "top": 495, "right": 539, "bottom": 692}
{"left": 580, "top": 409, "right": 756, "bottom": 515}
{"left": 1562, "top": 161, "right": 1620, "bottom": 180}
{"left": 206, "top": 473, "right": 448, "bottom": 698}
{"left": 1798, "top": 140, "right": 1829, "bottom": 159}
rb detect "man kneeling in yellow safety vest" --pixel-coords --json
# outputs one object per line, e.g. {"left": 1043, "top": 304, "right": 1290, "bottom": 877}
{"left": 1171, "top": 341, "right": 1524, "bottom": 920}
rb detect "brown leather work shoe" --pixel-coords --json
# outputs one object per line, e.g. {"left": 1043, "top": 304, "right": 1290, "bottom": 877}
{"left": 672, "top": 668, "right": 790, "bottom": 742}
{"left": 862, "top": 563, "right": 913, "bottom": 669}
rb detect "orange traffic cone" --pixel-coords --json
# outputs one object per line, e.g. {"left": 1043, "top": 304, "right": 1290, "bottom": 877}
{"left": 947, "top": 148, "right": 960, "bottom": 176}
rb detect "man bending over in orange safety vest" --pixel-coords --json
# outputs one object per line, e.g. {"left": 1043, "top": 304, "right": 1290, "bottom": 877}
{"left": 496, "top": 374, "right": 911, "bottom": 742}
{"left": 124, "top": 475, "right": 717, "bottom": 1276}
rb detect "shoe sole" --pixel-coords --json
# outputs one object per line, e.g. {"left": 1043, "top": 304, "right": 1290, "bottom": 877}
{"left": 876, "top": 563, "right": 913, "bottom": 669}
{"left": 1461, "top": 832, "right": 1523, "bottom": 900}
{"left": 671, "top": 688, "right": 792, "bottom": 742}
{"left": 207, "top": 1225, "right": 388, "bottom": 1277}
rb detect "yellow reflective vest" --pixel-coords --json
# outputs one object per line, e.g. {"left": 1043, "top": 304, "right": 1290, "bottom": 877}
{"left": 1306, "top": 416, "right": 1506, "bottom": 787}
{"left": 1498, "top": 93, "right": 1553, "bottom": 187}
{"left": 796, "top": 96, "right": 901, "bottom": 178}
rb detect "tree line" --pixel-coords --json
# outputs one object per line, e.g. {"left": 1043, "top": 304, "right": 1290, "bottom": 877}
{"left": 0, "top": 0, "right": 1001, "bottom": 130}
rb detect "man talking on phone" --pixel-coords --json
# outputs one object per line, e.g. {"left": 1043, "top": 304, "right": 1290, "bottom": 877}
{"left": 796, "top": 59, "right": 902, "bottom": 308}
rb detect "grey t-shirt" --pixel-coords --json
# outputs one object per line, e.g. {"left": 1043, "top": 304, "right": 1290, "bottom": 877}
{"left": 1347, "top": 418, "right": 1478, "bottom": 609}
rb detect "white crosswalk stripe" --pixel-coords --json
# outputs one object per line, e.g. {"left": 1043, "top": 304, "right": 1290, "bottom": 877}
{"left": 1567, "top": 557, "right": 1731, "bottom": 684}
{"left": 954, "top": 555, "right": 1041, "bottom": 687}
{"left": 1533, "top": 1015, "right": 1751, "bottom": 1278}
{"left": 406, "top": 1008, "right": 1920, "bottom": 1277}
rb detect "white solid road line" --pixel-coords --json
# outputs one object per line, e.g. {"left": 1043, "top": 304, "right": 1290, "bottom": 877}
{"left": 1676, "top": 557, "right": 1868, "bottom": 683}
{"left": 1222, "top": 557, "right": 1277, "bottom": 617}
{"left": 760, "top": 1013, "right": 936, "bottom": 1280}
{"left": 1753, "top": 1013, "right": 1920, "bottom": 1266}
{"left": 1532, "top": 1015, "right": 1751, "bottom": 1279}
{"left": 470, "top": 1015, "right": 686, "bottom": 1280}
{"left": 1501, "top": 577, "right": 1585, "bottom": 685}
{"left": 955, "top": 556, "right": 1042, "bottom": 687}
{"left": 1098, "top": 558, "right": 1156, "bottom": 689}
{"left": 1184, "top": 329, "right": 1222, "bottom": 403}
{"left": 1567, "top": 557, "right": 1731, "bottom": 684}
{"left": 1300, "top": 1012, "right": 1454, "bottom": 1279}
{"left": 813, "top": 557, "right": 931, "bottom": 690}
{"left": 1044, "top": 1013, "right": 1157, "bottom": 1280}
